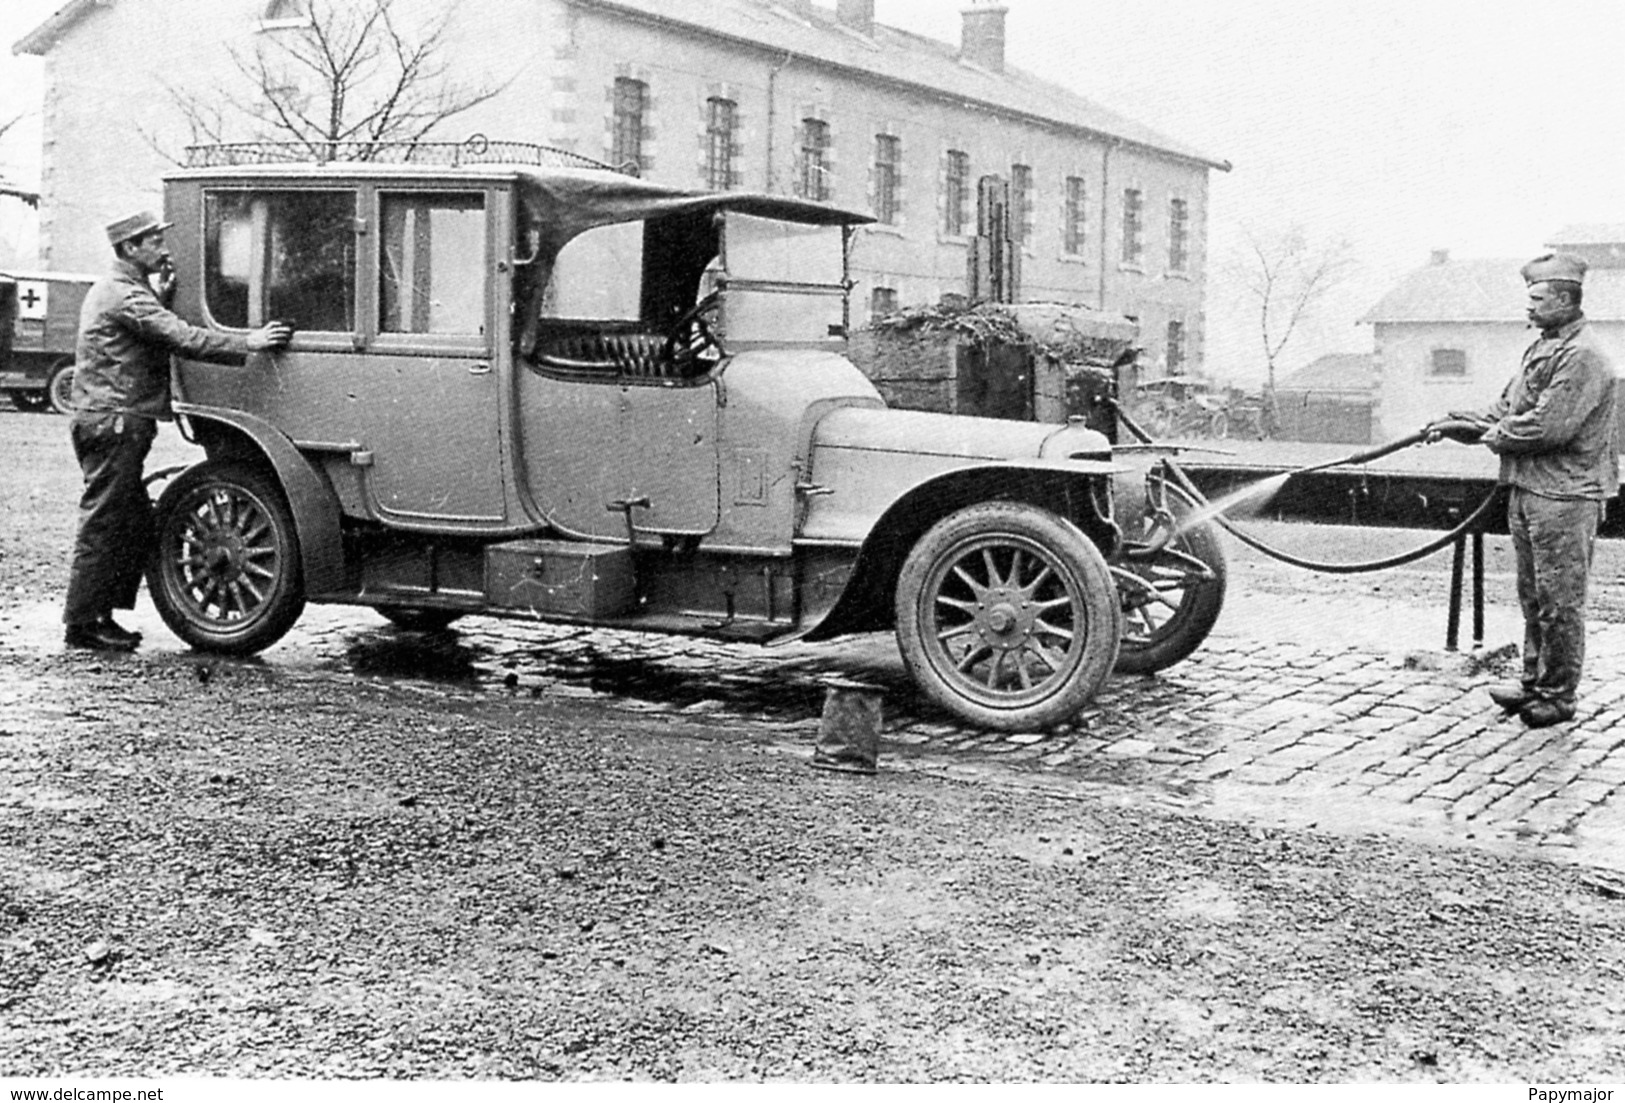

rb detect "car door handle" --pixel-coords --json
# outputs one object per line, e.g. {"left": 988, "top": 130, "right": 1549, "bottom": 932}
{"left": 467, "top": 362, "right": 492, "bottom": 375}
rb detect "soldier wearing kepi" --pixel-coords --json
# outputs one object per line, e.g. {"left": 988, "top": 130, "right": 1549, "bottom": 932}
{"left": 1433, "top": 252, "right": 1619, "bottom": 727}
{"left": 62, "top": 210, "right": 292, "bottom": 652}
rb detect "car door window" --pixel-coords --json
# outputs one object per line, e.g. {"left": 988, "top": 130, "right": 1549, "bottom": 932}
{"left": 203, "top": 190, "right": 356, "bottom": 332}
{"left": 379, "top": 193, "right": 486, "bottom": 336}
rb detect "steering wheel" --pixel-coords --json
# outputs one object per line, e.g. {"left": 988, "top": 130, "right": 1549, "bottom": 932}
{"left": 660, "top": 291, "right": 722, "bottom": 367}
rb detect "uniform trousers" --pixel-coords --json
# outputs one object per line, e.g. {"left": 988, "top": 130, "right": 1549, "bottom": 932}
{"left": 1508, "top": 486, "right": 1601, "bottom": 707}
{"left": 63, "top": 411, "right": 157, "bottom": 627}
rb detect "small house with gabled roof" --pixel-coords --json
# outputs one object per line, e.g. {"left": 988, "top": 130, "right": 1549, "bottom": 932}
{"left": 1274, "top": 352, "right": 1374, "bottom": 443}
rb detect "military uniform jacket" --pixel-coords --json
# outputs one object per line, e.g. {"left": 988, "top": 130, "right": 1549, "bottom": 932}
{"left": 1481, "top": 315, "right": 1620, "bottom": 501}
{"left": 72, "top": 258, "right": 248, "bottom": 420}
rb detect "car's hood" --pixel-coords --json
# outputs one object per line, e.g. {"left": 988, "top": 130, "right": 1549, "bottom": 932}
{"left": 810, "top": 405, "right": 1111, "bottom": 463}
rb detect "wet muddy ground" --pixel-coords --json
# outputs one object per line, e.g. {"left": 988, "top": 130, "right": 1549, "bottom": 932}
{"left": 4, "top": 409, "right": 1625, "bottom": 1081}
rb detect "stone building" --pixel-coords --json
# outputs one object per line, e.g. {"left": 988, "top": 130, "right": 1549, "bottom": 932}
{"left": 1360, "top": 238, "right": 1625, "bottom": 442}
{"left": 14, "top": 0, "right": 1228, "bottom": 374}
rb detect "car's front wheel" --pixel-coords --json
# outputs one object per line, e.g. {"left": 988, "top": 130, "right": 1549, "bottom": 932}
{"left": 147, "top": 462, "right": 306, "bottom": 654}
{"left": 895, "top": 502, "right": 1121, "bottom": 731}
{"left": 1112, "top": 482, "right": 1227, "bottom": 674}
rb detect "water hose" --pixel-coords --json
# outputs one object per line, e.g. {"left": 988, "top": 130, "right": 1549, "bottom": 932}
{"left": 1111, "top": 401, "right": 1502, "bottom": 574}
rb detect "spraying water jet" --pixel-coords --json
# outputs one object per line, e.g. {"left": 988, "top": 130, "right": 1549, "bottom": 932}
{"left": 1125, "top": 419, "right": 1489, "bottom": 555}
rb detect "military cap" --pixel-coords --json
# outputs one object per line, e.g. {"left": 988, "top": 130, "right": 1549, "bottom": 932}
{"left": 105, "top": 210, "right": 172, "bottom": 246}
{"left": 1520, "top": 251, "right": 1587, "bottom": 286}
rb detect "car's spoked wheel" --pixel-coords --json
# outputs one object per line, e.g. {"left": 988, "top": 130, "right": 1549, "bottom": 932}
{"left": 896, "top": 503, "right": 1120, "bottom": 730}
{"left": 1113, "top": 482, "right": 1226, "bottom": 674}
{"left": 47, "top": 358, "right": 76, "bottom": 415}
{"left": 148, "top": 462, "right": 305, "bottom": 654}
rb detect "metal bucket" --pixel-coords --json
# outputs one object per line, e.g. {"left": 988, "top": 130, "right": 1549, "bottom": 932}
{"left": 810, "top": 677, "right": 884, "bottom": 774}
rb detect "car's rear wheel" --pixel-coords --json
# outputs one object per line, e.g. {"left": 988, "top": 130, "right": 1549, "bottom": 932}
{"left": 378, "top": 605, "right": 465, "bottom": 631}
{"left": 147, "top": 461, "right": 305, "bottom": 654}
{"left": 8, "top": 389, "right": 49, "bottom": 413}
{"left": 1112, "top": 482, "right": 1226, "bottom": 674}
{"left": 46, "top": 358, "right": 75, "bottom": 415}
{"left": 895, "top": 502, "right": 1121, "bottom": 731}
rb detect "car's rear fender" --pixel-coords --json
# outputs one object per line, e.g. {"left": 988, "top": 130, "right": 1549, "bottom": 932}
{"left": 171, "top": 405, "right": 348, "bottom": 596}
{"left": 796, "top": 463, "right": 1119, "bottom": 642}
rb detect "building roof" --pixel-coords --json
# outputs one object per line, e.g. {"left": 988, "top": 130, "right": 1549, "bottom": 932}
{"left": 10, "top": 0, "right": 97, "bottom": 56}
{"left": 1361, "top": 256, "right": 1625, "bottom": 324}
{"left": 1277, "top": 353, "right": 1373, "bottom": 394}
{"left": 1548, "top": 224, "right": 1625, "bottom": 245}
{"left": 571, "top": 0, "right": 1228, "bottom": 169}
{"left": 1359, "top": 258, "right": 1524, "bottom": 324}
{"left": 15, "top": 0, "right": 1230, "bottom": 172}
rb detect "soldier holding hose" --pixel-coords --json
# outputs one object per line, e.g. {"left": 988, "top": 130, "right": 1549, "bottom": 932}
{"left": 1428, "top": 252, "right": 1618, "bottom": 728}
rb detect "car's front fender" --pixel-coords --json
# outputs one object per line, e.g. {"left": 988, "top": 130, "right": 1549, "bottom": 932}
{"left": 792, "top": 458, "right": 1122, "bottom": 643}
{"left": 173, "top": 403, "right": 347, "bottom": 596}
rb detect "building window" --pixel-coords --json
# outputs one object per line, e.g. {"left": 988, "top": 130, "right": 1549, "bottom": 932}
{"left": 1063, "top": 176, "right": 1087, "bottom": 256}
{"left": 1121, "top": 187, "right": 1144, "bottom": 266}
{"left": 612, "top": 77, "right": 647, "bottom": 172}
{"left": 798, "top": 118, "right": 830, "bottom": 202}
{"left": 1010, "top": 163, "right": 1033, "bottom": 245}
{"left": 870, "top": 286, "right": 898, "bottom": 320}
{"left": 705, "top": 97, "right": 737, "bottom": 190}
{"left": 1166, "top": 320, "right": 1186, "bottom": 375}
{"left": 1430, "top": 348, "right": 1468, "bottom": 377}
{"left": 1168, "top": 198, "right": 1189, "bottom": 273}
{"left": 873, "top": 134, "right": 901, "bottom": 224}
{"left": 943, "top": 150, "right": 970, "bottom": 237}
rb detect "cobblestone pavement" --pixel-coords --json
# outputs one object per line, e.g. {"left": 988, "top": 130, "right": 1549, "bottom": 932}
{"left": 7, "top": 575, "right": 1625, "bottom": 873}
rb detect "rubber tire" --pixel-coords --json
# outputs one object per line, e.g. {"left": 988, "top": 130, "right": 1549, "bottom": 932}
{"left": 8, "top": 389, "right": 49, "bottom": 413}
{"left": 46, "top": 358, "right": 75, "bottom": 415}
{"left": 895, "top": 502, "right": 1122, "bottom": 731}
{"left": 147, "top": 461, "right": 306, "bottom": 655}
{"left": 1113, "top": 483, "right": 1227, "bottom": 675}
{"left": 378, "top": 605, "right": 465, "bottom": 631}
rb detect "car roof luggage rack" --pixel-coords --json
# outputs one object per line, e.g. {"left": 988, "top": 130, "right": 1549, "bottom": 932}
{"left": 182, "top": 135, "right": 632, "bottom": 174}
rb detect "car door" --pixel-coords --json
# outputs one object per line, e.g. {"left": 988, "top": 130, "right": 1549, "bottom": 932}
{"left": 187, "top": 184, "right": 509, "bottom": 528}
{"left": 515, "top": 219, "right": 720, "bottom": 540}
{"left": 520, "top": 372, "right": 720, "bottom": 540}
{"left": 360, "top": 188, "right": 507, "bottom": 525}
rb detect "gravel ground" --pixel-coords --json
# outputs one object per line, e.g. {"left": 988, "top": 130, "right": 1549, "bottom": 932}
{"left": 3, "top": 410, "right": 1625, "bottom": 1082}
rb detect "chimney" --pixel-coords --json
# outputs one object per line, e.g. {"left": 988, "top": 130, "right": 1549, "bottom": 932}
{"left": 836, "top": 0, "right": 875, "bottom": 34}
{"left": 960, "top": 2, "right": 1008, "bottom": 73}
{"left": 1430, "top": 248, "right": 1450, "bottom": 266}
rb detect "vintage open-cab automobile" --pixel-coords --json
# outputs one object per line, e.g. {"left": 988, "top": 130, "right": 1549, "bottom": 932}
{"left": 148, "top": 140, "right": 1223, "bottom": 730}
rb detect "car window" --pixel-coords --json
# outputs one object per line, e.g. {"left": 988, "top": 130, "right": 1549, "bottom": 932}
{"left": 379, "top": 193, "right": 486, "bottom": 335}
{"left": 542, "top": 221, "right": 644, "bottom": 322}
{"left": 204, "top": 190, "right": 356, "bottom": 332}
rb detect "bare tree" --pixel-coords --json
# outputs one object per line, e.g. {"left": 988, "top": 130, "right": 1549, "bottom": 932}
{"left": 157, "top": 0, "right": 506, "bottom": 161}
{"left": 0, "top": 111, "right": 41, "bottom": 208}
{"left": 1230, "top": 224, "right": 1357, "bottom": 399}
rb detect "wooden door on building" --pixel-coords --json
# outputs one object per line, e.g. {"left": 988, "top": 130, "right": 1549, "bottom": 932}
{"left": 955, "top": 342, "right": 1032, "bottom": 421}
